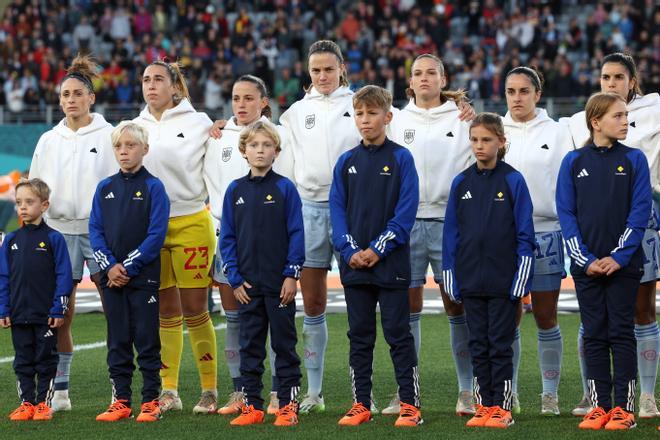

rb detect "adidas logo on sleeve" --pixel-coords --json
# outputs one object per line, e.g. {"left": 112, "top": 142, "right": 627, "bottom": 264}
{"left": 577, "top": 168, "right": 589, "bottom": 178}
{"left": 348, "top": 166, "right": 357, "bottom": 174}
{"left": 147, "top": 295, "right": 157, "bottom": 304}
{"left": 235, "top": 197, "right": 245, "bottom": 205}
{"left": 105, "top": 192, "right": 115, "bottom": 199}
{"left": 461, "top": 190, "right": 472, "bottom": 200}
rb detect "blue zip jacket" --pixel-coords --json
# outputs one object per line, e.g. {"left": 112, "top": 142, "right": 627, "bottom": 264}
{"left": 556, "top": 142, "right": 651, "bottom": 277}
{"left": 0, "top": 221, "right": 72, "bottom": 323}
{"left": 220, "top": 169, "right": 304, "bottom": 294}
{"left": 89, "top": 166, "right": 170, "bottom": 290}
{"left": 443, "top": 161, "right": 536, "bottom": 301}
{"left": 329, "top": 137, "right": 419, "bottom": 288}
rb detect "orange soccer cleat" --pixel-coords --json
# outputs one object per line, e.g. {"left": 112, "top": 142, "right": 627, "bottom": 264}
{"left": 136, "top": 400, "right": 161, "bottom": 422}
{"left": 483, "top": 406, "right": 514, "bottom": 428}
{"left": 466, "top": 405, "right": 495, "bottom": 427}
{"left": 32, "top": 402, "right": 53, "bottom": 421}
{"left": 230, "top": 404, "right": 265, "bottom": 426}
{"left": 8, "top": 402, "right": 35, "bottom": 421}
{"left": 273, "top": 402, "right": 299, "bottom": 426}
{"left": 578, "top": 406, "right": 610, "bottom": 430}
{"left": 604, "top": 407, "right": 636, "bottom": 430}
{"left": 394, "top": 402, "right": 423, "bottom": 427}
{"left": 96, "top": 400, "right": 133, "bottom": 422}
{"left": 338, "top": 402, "right": 372, "bottom": 426}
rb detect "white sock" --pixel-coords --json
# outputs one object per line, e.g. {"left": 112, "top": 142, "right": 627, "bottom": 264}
{"left": 635, "top": 322, "right": 659, "bottom": 395}
{"left": 538, "top": 325, "right": 562, "bottom": 395}
{"left": 448, "top": 314, "right": 473, "bottom": 392}
{"left": 303, "top": 313, "right": 327, "bottom": 396}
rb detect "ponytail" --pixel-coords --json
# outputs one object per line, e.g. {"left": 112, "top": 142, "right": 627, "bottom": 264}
{"left": 235, "top": 74, "right": 271, "bottom": 119}
{"left": 149, "top": 59, "right": 190, "bottom": 104}
{"left": 602, "top": 52, "right": 642, "bottom": 103}
{"left": 63, "top": 54, "right": 99, "bottom": 92}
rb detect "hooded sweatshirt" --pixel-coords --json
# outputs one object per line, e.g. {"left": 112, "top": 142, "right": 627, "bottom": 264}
{"left": 503, "top": 108, "right": 574, "bottom": 232}
{"left": 29, "top": 113, "right": 115, "bottom": 234}
{"left": 134, "top": 98, "right": 213, "bottom": 217}
{"left": 391, "top": 99, "right": 472, "bottom": 218}
{"left": 278, "top": 86, "right": 361, "bottom": 202}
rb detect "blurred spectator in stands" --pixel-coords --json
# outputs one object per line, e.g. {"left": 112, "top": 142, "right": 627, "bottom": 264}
{"left": 274, "top": 67, "right": 300, "bottom": 111}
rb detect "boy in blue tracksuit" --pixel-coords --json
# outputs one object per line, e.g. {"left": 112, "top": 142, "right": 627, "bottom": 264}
{"left": 329, "top": 85, "right": 422, "bottom": 427}
{"left": 89, "top": 121, "right": 170, "bottom": 423}
{"left": 220, "top": 121, "right": 304, "bottom": 427}
{"left": 443, "top": 113, "right": 536, "bottom": 429}
{"left": 556, "top": 93, "right": 652, "bottom": 431}
{"left": 0, "top": 178, "right": 72, "bottom": 421}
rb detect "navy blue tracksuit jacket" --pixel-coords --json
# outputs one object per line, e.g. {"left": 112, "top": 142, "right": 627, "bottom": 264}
{"left": 0, "top": 221, "right": 72, "bottom": 404}
{"left": 329, "top": 137, "right": 419, "bottom": 287}
{"left": 89, "top": 166, "right": 169, "bottom": 404}
{"left": 556, "top": 142, "right": 651, "bottom": 411}
{"left": 220, "top": 169, "right": 304, "bottom": 410}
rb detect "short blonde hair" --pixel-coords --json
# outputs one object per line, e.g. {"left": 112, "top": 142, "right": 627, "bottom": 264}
{"left": 238, "top": 121, "right": 281, "bottom": 155}
{"left": 584, "top": 92, "right": 626, "bottom": 146}
{"left": 15, "top": 178, "right": 50, "bottom": 202}
{"left": 353, "top": 85, "right": 392, "bottom": 112}
{"left": 111, "top": 121, "right": 149, "bottom": 148}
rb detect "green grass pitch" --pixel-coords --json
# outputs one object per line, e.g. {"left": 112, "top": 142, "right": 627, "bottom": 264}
{"left": 0, "top": 312, "right": 656, "bottom": 438}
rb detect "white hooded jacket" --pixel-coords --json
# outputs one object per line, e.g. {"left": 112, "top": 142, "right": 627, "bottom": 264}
{"left": 390, "top": 99, "right": 472, "bottom": 218}
{"left": 29, "top": 113, "right": 115, "bottom": 234}
{"left": 503, "top": 108, "right": 574, "bottom": 232}
{"left": 134, "top": 98, "right": 213, "bottom": 217}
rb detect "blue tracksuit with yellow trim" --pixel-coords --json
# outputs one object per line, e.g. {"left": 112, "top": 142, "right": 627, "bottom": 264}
{"left": 443, "top": 160, "right": 536, "bottom": 410}
{"left": 556, "top": 142, "right": 651, "bottom": 412}
{"left": 220, "top": 169, "right": 304, "bottom": 410}
{"left": 89, "top": 166, "right": 169, "bottom": 404}
{"left": 0, "top": 221, "right": 72, "bottom": 405}
{"left": 329, "top": 137, "right": 421, "bottom": 408}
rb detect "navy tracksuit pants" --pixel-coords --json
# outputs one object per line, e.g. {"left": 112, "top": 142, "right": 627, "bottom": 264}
{"left": 575, "top": 273, "right": 639, "bottom": 411}
{"left": 239, "top": 292, "right": 301, "bottom": 410}
{"left": 463, "top": 295, "right": 518, "bottom": 410}
{"left": 11, "top": 323, "right": 58, "bottom": 404}
{"left": 345, "top": 285, "right": 420, "bottom": 408}
{"left": 103, "top": 286, "right": 161, "bottom": 404}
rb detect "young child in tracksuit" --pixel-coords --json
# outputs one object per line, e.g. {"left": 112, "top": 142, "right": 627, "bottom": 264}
{"left": 89, "top": 121, "right": 170, "bottom": 423}
{"left": 0, "top": 178, "right": 73, "bottom": 421}
{"left": 220, "top": 121, "right": 304, "bottom": 427}
{"left": 329, "top": 85, "right": 422, "bottom": 427}
{"left": 443, "top": 113, "right": 536, "bottom": 429}
{"left": 557, "top": 92, "right": 652, "bottom": 431}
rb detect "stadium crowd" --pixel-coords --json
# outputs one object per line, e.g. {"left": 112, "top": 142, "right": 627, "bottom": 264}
{"left": 0, "top": 0, "right": 658, "bottom": 113}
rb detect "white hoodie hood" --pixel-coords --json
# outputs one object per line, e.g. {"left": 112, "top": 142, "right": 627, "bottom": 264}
{"left": 278, "top": 86, "right": 361, "bottom": 201}
{"left": 135, "top": 98, "right": 213, "bottom": 217}
{"left": 390, "top": 99, "right": 472, "bottom": 218}
{"left": 503, "top": 108, "right": 574, "bottom": 232}
{"left": 29, "top": 113, "right": 115, "bottom": 234}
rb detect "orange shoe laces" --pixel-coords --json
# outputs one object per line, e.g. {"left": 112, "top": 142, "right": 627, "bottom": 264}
{"left": 277, "top": 402, "right": 298, "bottom": 418}
{"left": 141, "top": 400, "right": 159, "bottom": 414}
{"left": 474, "top": 406, "right": 491, "bottom": 418}
{"left": 345, "top": 403, "right": 369, "bottom": 417}
{"left": 14, "top": 402, "right": 34, "bottom": 413}
{"left": 35, "top": 403, "right": 50, "bottom": 414}
{"left": 240, "top": 404, "right": 256, "bottom": 415}
{"left": 489, "top": 407, "right": 506, "bottom": 419}
{"left": 608, "top": 407, "right": 629, "bottom": 421}
{"left": 106, "top": 400, "right": 130, "bottom": 413}
{"left": 586, "top": 407, "right": 607, "bottom": 420}
{"left": 399, "top": 403, "right": 418, "bottom": 417}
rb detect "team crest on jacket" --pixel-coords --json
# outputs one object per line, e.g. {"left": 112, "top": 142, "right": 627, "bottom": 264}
{"left": 222, "top": 146, "right": 232, "bottom": 162}
{"left": 305, "top": 114, "right": 315, "bottom": 129}
{"left": 403, "top": 129, "right": 415, "bottom": 144}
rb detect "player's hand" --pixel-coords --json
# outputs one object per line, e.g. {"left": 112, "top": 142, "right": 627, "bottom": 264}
{"left": 0, "top": 317, "right": 10, "bottom": 328}
{"left": 597, "top": 256, "right": 621, "bottom": 276}
{"left": 233, "top": 281, "right": 252, "bottom": 304}
{"left": 280, "top": 277, "right": 297, "bottom": 306}
{"left": 108, "top": 263, "right": 129, "bottom": 286}
{"left": 349, "top": 251, "right": 368, "bottom": 269}
{"left": 585, "top": 259, "right": 605, "bottom": 277}
{"left": 48, "top": 317, "right": 63, "bottom": 328}
{"left": 362, "top": 248, "right": 381, "bottom": 268}
{"left": 209, "top": 120, "right": 228, "bottom": 139}
{"left": 457, "top": 99, "right": 476, "bottom": 122}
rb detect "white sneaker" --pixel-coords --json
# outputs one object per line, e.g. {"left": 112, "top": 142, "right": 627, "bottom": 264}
{"left": 51, "top": 390, "right": 71, "bottom": 412}
{"left": 159, "top": 389, "right": 183, "bottom": 412}
{"left": 456, "top": 390, "right": 476, "bottom": 416}
{"left": 193, "top": 390, "right": 218, "bottom": 414}
{"left": 511, "top": 392, "right": 521, "bottom": 414}
{"left": 267, "top": 391, "right": 279, "bottom": 415}
{"left": 299, "top": 394, "right": 325, "bottom": 414}
{"left": 381, "top": 393, "right": 400, "bottom": 415}
{"left": 571, "top": 395, "right": 593, "bottom": 417}
{"left": 639, "top": 392, "right": 660, "bottom": 419}
{"left": 540, "top": 392, "right": 560, "bottom": 416}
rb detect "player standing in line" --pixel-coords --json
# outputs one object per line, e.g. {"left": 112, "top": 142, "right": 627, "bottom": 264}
{"left": 502, "top": 66, "right": 574, "bottom": 415}
{"left": 204, "top": 75, "right": 283, "bottom": 416}
{"left": 564, "top": 54, "right": 660, "bottom": 418}
{"left": 383, "top": 53, "right": 475, "bottom": 416}
{"left": 29, "top": 55, "right": 116, "bottom": 411}
{"left": 134, "top": 60, "right": 218, "bottom": 414}
{"left": 1, "top": 179, "right": 72, "bottom": 421}
{"left": 220, "top": 121, "right": 304, "bottom": 427}
{"left": 557, "top": 92, "right": 651, "bottom": 430}
{"left": 444, "top": 113, "right": 535, "bottom": 429}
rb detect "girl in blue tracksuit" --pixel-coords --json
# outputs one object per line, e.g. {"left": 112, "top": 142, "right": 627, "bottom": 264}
{"left": 443, "top": 113, "right": 535, "bottom": 429}
{"left": 556, "top": 92, "right": 652, "bottom": 431}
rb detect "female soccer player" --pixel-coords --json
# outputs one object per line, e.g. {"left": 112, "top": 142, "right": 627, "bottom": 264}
{"left": 29, "top": 55, "right": 116, "bottom": 411}
{"left": 565, "top": 53, "right": 660, "bottom": 418}
{"left": 443, "top": 112, "right": 536, "bottom": 429}
{"left": 384, "top": 53, "right": 475, "bottom": 416}
{"left": 134, "top": 60, "right": 217, "bottom": 414}
{"left": 502, "top": 66, "right": 573, "bottom": 415}
{"left": 204, "top": 74, "right": 283, "bottom": 416}
{"left": 557, "top": 92, "right": 651, "bottom": 430}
